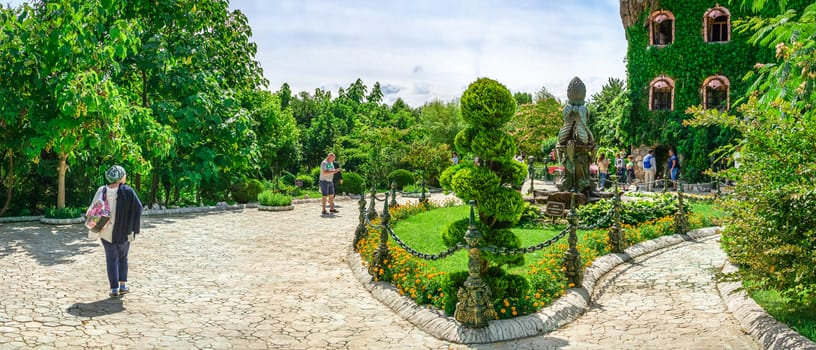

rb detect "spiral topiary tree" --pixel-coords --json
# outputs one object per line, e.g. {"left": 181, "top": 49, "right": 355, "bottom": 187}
{"left": 440, "top": 78, "right": 527, "bottom": 271}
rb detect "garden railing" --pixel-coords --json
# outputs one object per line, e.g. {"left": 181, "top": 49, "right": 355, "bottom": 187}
{"left": 352, "top": 178, "right": 690, "bottom": 329}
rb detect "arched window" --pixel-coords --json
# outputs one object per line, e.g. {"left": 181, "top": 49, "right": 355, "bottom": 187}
{"left": 703, "top": 75, "right": 730, "bottom": 111}
{"left": 704, "top": 7, "right": 731, "bottom": 43}
{"left": 649, "top": 10, "right": 675, "bottom": 46}
{"left": 649, "top": 76, "right": 675, "bottom": 111}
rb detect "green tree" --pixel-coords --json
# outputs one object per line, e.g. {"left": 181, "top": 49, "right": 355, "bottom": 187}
{"left": 416, "top": 100, "right": 464, "bottom": 148}
{"left": 506, "top": 96, "right": 562, "bottom": 160}
{"left": 688, "top": 1, "right": 816, "bottom": 306}
{"left": 588, "top": 78, "right": 630, "bottom": 148}
{"left": 11, "top": 1, "right": 154, "bottom": 209}
{"left": 513, "top": 92, "right": 533, "bottom": 106}
{"left": 242, "top": 90, "right": 301, "bottom": 177}
{"left": 118, "top": 0, "right": 265, "bottom": 204}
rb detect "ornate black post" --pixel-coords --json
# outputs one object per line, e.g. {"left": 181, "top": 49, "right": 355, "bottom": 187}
{"left": 674, "top": 178, "right": 690, "bottom": 235}
{"left": 389, "top": 180, "right": 398, "bottom": 208}
{"left": 563, "top": 191, "right": 583, "bottom": 288}
{"left": 527, "top": 156, "right": 535, "bottom": 195}
{"left": 454, "top": 201, "right": 496, "bottom": 328}
{"left": 368, "top": 193, "right": 391, "bottom": 279}
{"left": 353, "top": 195, "right": 368, "bottom": 252}
{"left": 367, "top": 186, "right": 378, "bottom": 220}
{"left": 608, "top": 178, "right": 626, "bottom": 253}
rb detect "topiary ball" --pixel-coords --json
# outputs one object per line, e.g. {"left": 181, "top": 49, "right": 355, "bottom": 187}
{"left": 461, "top": 78, "right": 517, "bottom": 129}
{"left": 450, "top": 166, "right": 501, "bottom": 202}
{"left": 453, "top": 127, "right": 477, "bottom": 154}
{"left": 470, "top": 129, "right": 517, "bottom": 161}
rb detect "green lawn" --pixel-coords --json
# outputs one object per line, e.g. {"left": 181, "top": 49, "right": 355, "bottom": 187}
{"left": 391, "top": 205, "right": 564, "bottom": 274}
{"left": 749, "top": 287, "right": 816, "bottom": 342}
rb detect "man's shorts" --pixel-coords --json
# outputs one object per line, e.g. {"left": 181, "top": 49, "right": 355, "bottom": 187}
{"left": 319, "top": 180, "right": 335, "bottom": 196}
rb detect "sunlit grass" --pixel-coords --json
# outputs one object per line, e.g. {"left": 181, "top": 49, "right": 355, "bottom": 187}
{"left": 748, "top": 286, "right": 816, "bottom": 342}
{"left": 391, "top": 206, "right": 570, "bottom": 273}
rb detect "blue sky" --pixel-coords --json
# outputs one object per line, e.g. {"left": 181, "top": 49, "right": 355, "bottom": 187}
{"left": 238, "top": 0, "right": 628, "bottom": 106}
{"left": 5, "top": 0, "right": 629, "bottom": 106}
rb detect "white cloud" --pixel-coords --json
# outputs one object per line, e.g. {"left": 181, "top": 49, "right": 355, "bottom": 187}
{"left": 233, "top": 0, "right": 628, "bottom": 106}
{"left": 4, "top": 0, "right": 628, "bottom": 106}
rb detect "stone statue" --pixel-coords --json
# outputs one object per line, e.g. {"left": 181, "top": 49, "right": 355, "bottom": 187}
{"left": 556, "top": 77, "right": 597, "bottom": 198}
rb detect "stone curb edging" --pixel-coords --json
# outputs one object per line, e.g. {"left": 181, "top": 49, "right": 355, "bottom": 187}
{"left": 257, "top": 205, "right": 294, "bottom": 211}
{"left": 717, "top": 263, "right": 816, "bottom": 350}
{"left": 0, "top": 216, "right": 44, "bottom": 223}
{"left": 0, "top": 196, "right": 357, "bottom": 223}
{"left": 291, "top": 195, "right": 355, "bottom": 205}
{"left": 39, "top": 217, "right": 85, "bottom": 225}
{"left": 142, "top": 203, "right": 257, "bottom": 216}
{"left": 347, "top": 227, "right": 720, "bottom": 344}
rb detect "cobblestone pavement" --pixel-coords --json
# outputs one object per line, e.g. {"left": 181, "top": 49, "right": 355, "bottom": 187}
{"left": 0, "top": 195, "right": 758, "bottom": 349}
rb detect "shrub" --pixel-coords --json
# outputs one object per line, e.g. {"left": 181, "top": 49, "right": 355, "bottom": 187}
{"left": 483, "top": 267, "right": 529, "bottom": 303}
{"left": 258, "top": 190, "right": 292, "bottom": 206}
{"left": 310, "top": 166, "right": 322, "bottom": 187}
{"left": 45, "top": 206, "right": 84, "bottom": 219}
{"left": 451, "top": 77, "right": 524, "bottom": 272}
{"left": 230, "top": 179, "right": 264, "bottom": 203}
{"left": 576, "top": 194, "right": 681, "bottom": 228}
{"left": 295, "top": 174, "right": 314, "bottom": 189}
{"left": 482, "top": 228, "right": 524, "bottom": 268}
{"left": 460, "top": 77, "right": 516, "bottom": 128}
{"left": 440, "top": 218, "right": 483, "bottom": 247}
{"left": 493, "top": 159, "right": 528, "bottom": 188}
{"left": 388, "top": 169, "right": 414, "bottom": 189}
{"left": 439, "top": 271, "right": 468, "bottom": 315}
{"left": 338, "top": 171, "right": 365, "bottom": 194}
{"left": 477, "top": 188, "right": 525, "bottom": 223}
{"left": 279, "top": 171, "right": 296, "bottom": 186}
{"left": 439, "top": 163, "right": 466, "bottom": 190}
{"left": 449, "top": 166, "right": 500, "bottom": 202}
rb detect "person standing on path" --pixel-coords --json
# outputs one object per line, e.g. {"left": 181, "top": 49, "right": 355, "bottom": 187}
{"left": 668, "top": 149, "right": 679, "bottom": 190}
{"left": 319, "top": 153, "right": 341, "bottom": 215}
{"left": 87, "top": 165, "right": 143, "bottom": 298}
{"left": 597, "top": 153, "right": 610, "bottom": 190}
{"left": 643, "top": 149, "right": 656, "bottom": 191}
{"left": 626, "top": 155, "right": 636, "bottom": 187}
{"left": 332, "top": 157, "right": 343, "bottom": 197}
{"left": 614, "top": 151, "right": 626, "bottom": 185}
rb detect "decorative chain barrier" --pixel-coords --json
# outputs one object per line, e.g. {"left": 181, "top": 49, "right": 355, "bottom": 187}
{"left": 480, "top": 227, "right": 570, "bottom": 256}
{"left": 354, "top": 173, "right": 692, "bottom": 329}
{"left": 363, "top": 211, "right": 383, "bottom": 229}
{"left": 387, "top": 226, "right": 466, "bottom": 260}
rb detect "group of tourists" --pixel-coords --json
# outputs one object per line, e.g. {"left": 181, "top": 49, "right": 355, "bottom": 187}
{"left": 604, "top": 149, "right": 679, "bottom": 191}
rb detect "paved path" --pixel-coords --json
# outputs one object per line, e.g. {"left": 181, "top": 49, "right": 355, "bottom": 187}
{"left": 0, "top": 194, "right": 759, "bottom": 349}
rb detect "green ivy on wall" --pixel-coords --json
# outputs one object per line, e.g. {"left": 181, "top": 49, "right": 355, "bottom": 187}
{"left": 622, "top": 0, "right": 809, "bottom": 182}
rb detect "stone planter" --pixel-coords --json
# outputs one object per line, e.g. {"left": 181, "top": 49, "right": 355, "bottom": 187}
{"left": 258, "top": 205, "right": 294, "bottom": 212}
{"left": 40, "top": 216, "right": 85, "bottom": 225}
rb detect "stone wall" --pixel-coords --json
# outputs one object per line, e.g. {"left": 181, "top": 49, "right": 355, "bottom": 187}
{"left": 619, "top": 0, "right": 661, "bottom": 29}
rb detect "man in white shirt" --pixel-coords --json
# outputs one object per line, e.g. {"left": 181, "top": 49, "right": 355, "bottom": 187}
{"left": 319, "top": 153, "right": 342, "bottom": 215}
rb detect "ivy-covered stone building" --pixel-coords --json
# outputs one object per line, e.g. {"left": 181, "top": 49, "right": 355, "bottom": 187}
{"left": 618, "top": 0, "right": 808, "bottom": 181}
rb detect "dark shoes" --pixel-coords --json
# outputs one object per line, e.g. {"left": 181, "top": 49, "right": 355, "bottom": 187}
{"left": 329, "top": 209, "right": 339, "bottom": 213}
